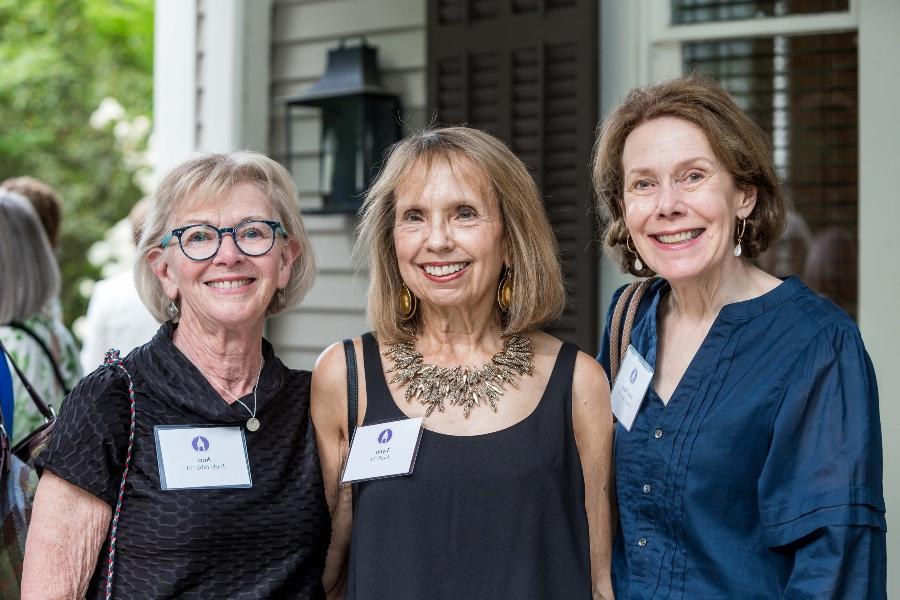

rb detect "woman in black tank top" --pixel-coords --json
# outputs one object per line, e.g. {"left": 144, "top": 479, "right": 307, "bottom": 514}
{"left": 312, "top": 127, "right": 615, "bottom": 600}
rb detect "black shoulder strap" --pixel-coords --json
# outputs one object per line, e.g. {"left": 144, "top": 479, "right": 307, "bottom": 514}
{"left": 0, "top": 337, "right": 55, "bottom": 420}
{"left": 343, "top": 339, "right": 359, "bottom": 441}
{"left": 8, "top": 320, "right": 71, "bottom": 395}
{"left": 342, "top": 338, "right": 360, "bottom": 507}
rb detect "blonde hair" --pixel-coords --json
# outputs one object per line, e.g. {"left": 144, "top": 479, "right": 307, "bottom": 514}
{"left": 356, "top": 126, "right": 566, "bottom": 341}
{"left": 135, "top": 151, "right": 316, "bottom": 323}
{"left": 592, "top": 74, "right": 786, "bottom": 277}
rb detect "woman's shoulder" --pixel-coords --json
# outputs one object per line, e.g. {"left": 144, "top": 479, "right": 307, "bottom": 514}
{"left": 787, "top": 278, "right": 860, "bottom": 332}
{"left": 69, "top": 361, "right": 131, "bottom": 402}
{"left": 751, "top": 278, "right": 866, "bottom": 359}
{"left": 604, "top": 277, "right": 666, "bottom": 326}
{"left": 529, "top": 331, "right": 608, "bottom": 385}
{"left": 310, "top": 337, "right": 361, "bottom": 405}
{"left": 313, "top": 338, "right": 359, "bottom": 378}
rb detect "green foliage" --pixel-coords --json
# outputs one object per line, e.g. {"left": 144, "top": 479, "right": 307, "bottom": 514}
{"left": 0, "top": 0, "right": 154, "bottom": 332}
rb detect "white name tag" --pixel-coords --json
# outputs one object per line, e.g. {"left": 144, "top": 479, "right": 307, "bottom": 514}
{"left": 155, "top": 426, "right": 252, "bottom": 490}
{"left": 611, "top": 345, "right": 654, "bottom": 431}
{"left": 341, "top": 418, "right": 424, "bottom": 484}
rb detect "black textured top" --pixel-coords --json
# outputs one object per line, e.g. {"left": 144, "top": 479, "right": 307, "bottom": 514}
{"left": 346, "top": 333, "right": 592, "bottom": 600}
{"left": 37, "top": 322, "right": 330, "bottom": 599}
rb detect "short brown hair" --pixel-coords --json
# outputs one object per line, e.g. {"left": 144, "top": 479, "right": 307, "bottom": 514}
{"left": 135, "top": 151, "right": 316, "bottom": 323}
{"left": 357, "top": 126, "right": 566, "bottom": 342}
{"left": 592, "top": 74, "right": 786, "bottom": 276}
{"left": 0, "top": 176, "right": 63, "bottom": 249}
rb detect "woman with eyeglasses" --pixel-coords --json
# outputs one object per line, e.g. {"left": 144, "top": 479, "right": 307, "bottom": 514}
{"left": 22, "top": 152, "right": 330, "bottom": 599}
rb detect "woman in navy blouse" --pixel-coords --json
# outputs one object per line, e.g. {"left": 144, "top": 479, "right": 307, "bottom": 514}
{"left": 592, "top": 75, "right": 886, "bottom": 598}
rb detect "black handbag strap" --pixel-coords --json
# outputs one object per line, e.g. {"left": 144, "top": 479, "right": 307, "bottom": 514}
{"left": 342, "top": 338, "right": 359, "bottom": 441}
{"left": 342, "top": 338, "right": 359, "bottom": 508}
{"left": 0, "top": 337, "right": 56, "bottom": 421}
{"left": 8, "top": 320, "right": 71, "bottom": 395}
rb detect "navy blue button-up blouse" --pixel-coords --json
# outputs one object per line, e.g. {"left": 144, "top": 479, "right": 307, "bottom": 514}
{"left": 597, "top": 277, "right": 886, "bottom": 599}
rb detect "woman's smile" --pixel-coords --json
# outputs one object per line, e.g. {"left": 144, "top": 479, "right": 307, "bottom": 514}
{"left": 420, "top": 261, "right": 470, "bottom": 281}
{"left": 205, "top": 276, "right": 256, "bottom": 291}
{"left": 649, "top": 228, "right": 705, "bottom": 249}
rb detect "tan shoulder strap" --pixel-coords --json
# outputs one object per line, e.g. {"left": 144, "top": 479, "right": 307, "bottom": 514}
{"left": 609, "top": 278, "right": 657, "bottom": 384}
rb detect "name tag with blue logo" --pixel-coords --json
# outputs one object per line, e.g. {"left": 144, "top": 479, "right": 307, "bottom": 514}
{"left": 341, "top": 417, "right": 424, "bottom": 484}
{"left": 611, "top": 345, "right": 654, "bottom": 431}
{"left": 154, "top": 425, "right": 252, "bottom": 490}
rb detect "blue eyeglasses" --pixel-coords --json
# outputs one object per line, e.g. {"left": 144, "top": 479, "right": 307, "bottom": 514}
{"left": 160, "top": 220, "right": 287, "bottom": 261}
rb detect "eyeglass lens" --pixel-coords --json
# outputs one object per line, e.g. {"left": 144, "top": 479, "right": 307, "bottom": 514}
{"left": 180, "top": 221, "right": 276, "bottom": 260}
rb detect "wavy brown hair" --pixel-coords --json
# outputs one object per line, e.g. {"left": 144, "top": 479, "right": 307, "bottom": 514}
{"left": 592, "top": 74, "right": 786, "bottom": 277}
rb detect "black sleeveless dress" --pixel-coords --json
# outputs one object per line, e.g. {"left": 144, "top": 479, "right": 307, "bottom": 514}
{"left": 346, "top": 333, "right": 592, "bottom": 600}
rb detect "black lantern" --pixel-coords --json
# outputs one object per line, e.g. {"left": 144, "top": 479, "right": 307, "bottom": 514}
{"left": 284, "top": 39, "right": 402, "bottom": 213}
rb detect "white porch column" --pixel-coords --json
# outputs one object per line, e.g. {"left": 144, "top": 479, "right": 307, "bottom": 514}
{"left": 859, "top": 0, "right": 900, "bottom": 594}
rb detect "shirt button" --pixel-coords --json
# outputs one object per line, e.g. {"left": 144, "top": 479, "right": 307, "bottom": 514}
{"left": 642, "top": 484, "right": 651, "bottom": 493}
{"left": 638, "top": 537, "right": 647, "bottom": 547}
{"left": 654, "top": 429, "right": 664, "bottom": 439}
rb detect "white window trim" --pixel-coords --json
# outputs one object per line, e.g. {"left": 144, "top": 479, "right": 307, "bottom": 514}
{"left": 644, "top": 0, "right": 859, "bottom": 81}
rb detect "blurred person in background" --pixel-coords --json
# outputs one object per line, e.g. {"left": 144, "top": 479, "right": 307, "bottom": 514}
{"left": 79, "top": 197, "right": 160, "bottom": 372}
{"left": 0, "top": 183, "right": 80, "bottom": 444}
{"left": 1, "top": 176, "right": 64, "bottom": 252}
{"left": 804, "top": 226, "right": 858, "bottom": 320}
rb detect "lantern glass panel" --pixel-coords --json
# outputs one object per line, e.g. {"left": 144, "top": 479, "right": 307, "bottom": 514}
{"left": 319, "top": 97, "right": 363, "bottom": 208}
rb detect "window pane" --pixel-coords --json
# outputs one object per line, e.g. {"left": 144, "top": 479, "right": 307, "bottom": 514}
{"left": 672, "top": 0, "right": 849, "bottom": 25}
{"left": 684, "top": 32, "right": 859, "bottom": 319}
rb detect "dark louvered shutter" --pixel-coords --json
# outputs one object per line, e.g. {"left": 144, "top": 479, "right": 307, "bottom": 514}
{"left": 428, "top": 0, "right": 599, "bottom": 350}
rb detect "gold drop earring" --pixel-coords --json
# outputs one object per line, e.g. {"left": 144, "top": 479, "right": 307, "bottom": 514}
{"left": 497, "top": 268, "right": 513, "bottom": 312}
{"left": 399, "top": 283, "right": 418, "bottom": 321}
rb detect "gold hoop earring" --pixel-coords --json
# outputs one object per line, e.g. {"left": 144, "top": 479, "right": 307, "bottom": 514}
{"left": 734, "top": 218, "right": 747, "bottom": 257}
{"left": 497, "top": 268, "right": 513, "bottom": 313}
{"left": 625, "top": 235, "right": 644, "bottom": 271}
{"left": 399, "top": 283, "right": 417, "bottom": 321}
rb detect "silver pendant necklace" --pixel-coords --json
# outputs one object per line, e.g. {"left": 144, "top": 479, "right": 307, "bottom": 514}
{"left": 197, "top": 360, "right": 264, "bottom": 432}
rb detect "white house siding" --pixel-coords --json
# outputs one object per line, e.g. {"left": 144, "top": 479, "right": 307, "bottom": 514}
{"left": 267, "top": 0, "right": 427, "bottom": 369}
{"left": 195, "top": 0, "right": 205, "bottom": 148}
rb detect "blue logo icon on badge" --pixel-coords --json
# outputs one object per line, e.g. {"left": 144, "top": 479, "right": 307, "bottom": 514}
{"left": 192, "top": 436, "right": 210, "bottom": 452}
{"left": 629, "top": 368, "right": 638, "bottom": 384}
{"left": 377, "top": 428, "right": 393, "bottom": 444}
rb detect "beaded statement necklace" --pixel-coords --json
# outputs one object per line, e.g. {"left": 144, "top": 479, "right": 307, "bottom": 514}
{"left": 383, "top": 334, "right": 535, "bottom": 417}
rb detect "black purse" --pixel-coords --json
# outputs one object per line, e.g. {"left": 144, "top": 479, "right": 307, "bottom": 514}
{"left": 0, "top": 335, "right": 56, "bottom": 598}
{"left": 0, "top": 336, "right": 57, "bottom": 466}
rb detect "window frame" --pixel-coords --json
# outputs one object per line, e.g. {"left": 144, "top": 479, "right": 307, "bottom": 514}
{"left": 646, "top": 0, "right": 859, "bottom": 81}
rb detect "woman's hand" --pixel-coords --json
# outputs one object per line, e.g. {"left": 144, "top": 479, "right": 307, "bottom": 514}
{"left": 21, "top": 471, "right": 111, "bottom": 599}
{"left": 572, "top": 351, "right": 616, "bottom": 600}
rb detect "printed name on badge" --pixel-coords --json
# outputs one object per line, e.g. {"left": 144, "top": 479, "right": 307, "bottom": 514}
{"left": 155, "top": 425, "right": 252, "bottom": 490}
{"left": 611, "top": 345, "right": 654, "bottom": 431}
{"left": 341, "top": 417, "right": 424, "bottom": 484}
